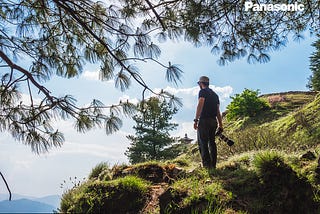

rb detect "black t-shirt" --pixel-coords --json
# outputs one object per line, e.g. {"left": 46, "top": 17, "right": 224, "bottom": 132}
{"left": 198, "top": 87, "right": 219, "bottom": 119}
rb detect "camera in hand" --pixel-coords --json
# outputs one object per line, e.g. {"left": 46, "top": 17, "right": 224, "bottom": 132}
{"left": 216, "top": 127, "right": 234, "bottom": 146}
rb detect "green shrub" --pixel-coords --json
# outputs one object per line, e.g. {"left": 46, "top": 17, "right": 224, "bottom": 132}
{"left": 252, "top": 151, "right": 319, "bottom": 213}
{"left": 226, "top": 89, "right": 269, "bottom": 121}
{"left": 112, "top": 175, "right": 150, "bottom": 193}
{"left": 253, "top": 151, "right": 285, "bottom": 177}
{"left": 59, "top": 176, "right": 150, "bottom": 213}
{"left": 59, "top": 188, "right": 78, "bottom": 213}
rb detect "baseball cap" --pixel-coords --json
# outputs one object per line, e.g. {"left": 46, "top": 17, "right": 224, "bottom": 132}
{"left": 198, "top": 76, "right": 209, "bottom": 84}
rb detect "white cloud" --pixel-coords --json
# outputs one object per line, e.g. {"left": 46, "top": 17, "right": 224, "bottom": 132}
{"left": 160, "top": 86, "right": 199, "bottom": 96}
{"left": 82, "top": 70, "right": 99, "bottom": 80}
{"left": 81, "top": 70, "right": 114, "bottom": 84}
{"left": 156, "top": 85, "right": 233, "bottom": 109}
{"left": 162, "top": 85, "right": 233, "bottom": 98}
{"left": 210, "top": 85, "right": 234, "bottom": 101}
{"left": 173, "top": 122, "right": 197, "bottom": 141}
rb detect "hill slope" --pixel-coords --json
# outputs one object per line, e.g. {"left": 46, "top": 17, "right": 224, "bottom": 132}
{"left": 59, "top": 91, "right": 320, "bottom": 213}
{"left": 217, "top": 91, "right": 320, "bottom": 159}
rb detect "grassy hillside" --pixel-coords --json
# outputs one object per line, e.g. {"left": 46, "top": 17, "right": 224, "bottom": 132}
{"left": 218, "top": 91, "right": 320, "bottom": 160}
{"left": 59, "top": 91, "right": 320, "bottom": 213}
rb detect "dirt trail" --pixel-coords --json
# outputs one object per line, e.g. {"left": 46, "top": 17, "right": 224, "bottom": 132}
{"left": 142, "top": 183, "right": 168, "bottom": 213}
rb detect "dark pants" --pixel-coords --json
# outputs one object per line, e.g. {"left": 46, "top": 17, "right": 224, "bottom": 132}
{"left": 197, "top": 118, "right": 217, "bottom": 168}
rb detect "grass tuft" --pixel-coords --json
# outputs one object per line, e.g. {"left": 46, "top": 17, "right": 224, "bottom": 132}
{"left": 88, "top": 162, "right": 112, "bottom": 181}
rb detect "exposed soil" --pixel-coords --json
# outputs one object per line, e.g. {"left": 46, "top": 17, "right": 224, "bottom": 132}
{"left": 142, "top": 183, "right": 168, "bottom": 213}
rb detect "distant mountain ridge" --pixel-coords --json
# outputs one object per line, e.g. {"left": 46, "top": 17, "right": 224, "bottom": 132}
{"left": 0, "top": 199, "right": 56, "bottom": 213}
{"left": 34, "top": 195, "right": 61, "bottom": 208}
{"left": 0, "top": 194, "right": 60, "bottom": 212}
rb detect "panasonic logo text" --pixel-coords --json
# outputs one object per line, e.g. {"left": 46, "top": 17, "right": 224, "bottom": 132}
{"left": 245, "top": 2, "right": 305, "bottom": 12}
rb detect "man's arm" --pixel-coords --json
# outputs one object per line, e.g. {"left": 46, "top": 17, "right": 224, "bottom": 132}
{"left": 194, "top": 97, "right": 205, "bottom": 130}
{"left": 216, "top": 104, "right": 223, "bottom": 130}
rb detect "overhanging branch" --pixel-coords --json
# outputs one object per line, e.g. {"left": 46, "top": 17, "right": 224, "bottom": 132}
{"left": 145, "top": 0, "right": 166, "bottom": 30}
{"left": 0, "top": 50, "right": 53, "bottom": 103}
{"left": 52, "top": 0, "right": 160, "bottom": 98}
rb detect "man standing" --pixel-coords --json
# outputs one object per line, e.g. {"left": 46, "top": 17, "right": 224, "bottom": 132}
{"left": 194, "top": 76, "right": 223, "bottom": 169}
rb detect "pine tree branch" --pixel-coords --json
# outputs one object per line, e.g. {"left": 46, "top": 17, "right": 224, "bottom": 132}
{"left": 0, "top": 50, "right": 53, "bottom": 103}
{"left": 53, "top": 0, "right": 160, "bottom": 98}
{"left": 145, "top": 0, "right": 166, "bottom": 30}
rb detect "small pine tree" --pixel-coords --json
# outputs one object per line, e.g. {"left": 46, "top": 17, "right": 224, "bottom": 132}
{"left": 307, "top": 36, "right": 320, "bottom": 91}
{"left": 226, "top": 89, "right": 269, "bottom": 120}
{"left": 125, "top": 97, "right": 179, "bottom": 164}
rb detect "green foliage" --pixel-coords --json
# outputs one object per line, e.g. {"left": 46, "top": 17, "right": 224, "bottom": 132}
{"left": 0, "top": 0, "right": 184, "bottom": 152}
{"left": 219, "top": 92, "right": 320, "bottom": 160}
{"left": 211, "top": 151, "right": 320, "bottom": 213}
{"left": 169, "top": 0, "right": 319, "bottom": 65}
{"left": 60, "top": 176, "right": 150, "bottom": 213}
{"left": 253, "top": 151, "right": 284, "bottom": 175}
{"left": 271, "top": 93, "right": 320, "bottom": 147}
{"left": 226, "top": 89, "right": 269, "bottom": 121}
{"left": 307, "top": 36, "right": 320, "bottom": 91}
{"left": 113, "top": 175, "right": 150, "bottom": 193}
{"left": 162, "top": 169, "right": 232, "bottom": 214}
{"left": 125, "top": 97, "right": 180, "bottom": 164}
{"left": 164, "top": 166, "right": 238, "bottom": 212}
{"left": 88, "top": 162, "right": 112, "bottom": 181}
{"left": 59, "top": 187, "right": 78, "bottom": 213}
{"left": 220, "top": 126, "right": 288, "bottom": 158}
{"left": 162, "top": 149, "right": 316, "bottom": 214}
{"left": 252, "top": 151, "right": 318, "bottom": 213}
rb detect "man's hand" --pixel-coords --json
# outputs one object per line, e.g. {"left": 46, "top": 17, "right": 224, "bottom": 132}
{"left": 193, "top": 121, "right": 198, "bottom": 130}
{"left": 194, "top": 97, "right": 204, "bottom": 130}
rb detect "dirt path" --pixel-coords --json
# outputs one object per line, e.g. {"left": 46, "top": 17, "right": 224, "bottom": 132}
{"left": 142, "top": 183, "right": 168, "bottom": 213}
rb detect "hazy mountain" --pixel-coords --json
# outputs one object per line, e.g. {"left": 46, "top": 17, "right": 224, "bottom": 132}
{"left": 35, "top": 195, "right": 61, "bottom": 209}
{"left": 0, "top": 194, "right": 60, "bottom": 210}
{"left": 0, "top": 199, "right": 56, "bottom": 213}
{"left": 0, "top": 193, "right": 31, "bottom": 201}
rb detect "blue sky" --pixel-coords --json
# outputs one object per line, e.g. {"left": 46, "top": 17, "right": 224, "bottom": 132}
{"left": 0, "top": 34, "right": 316, "bottom": 198}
